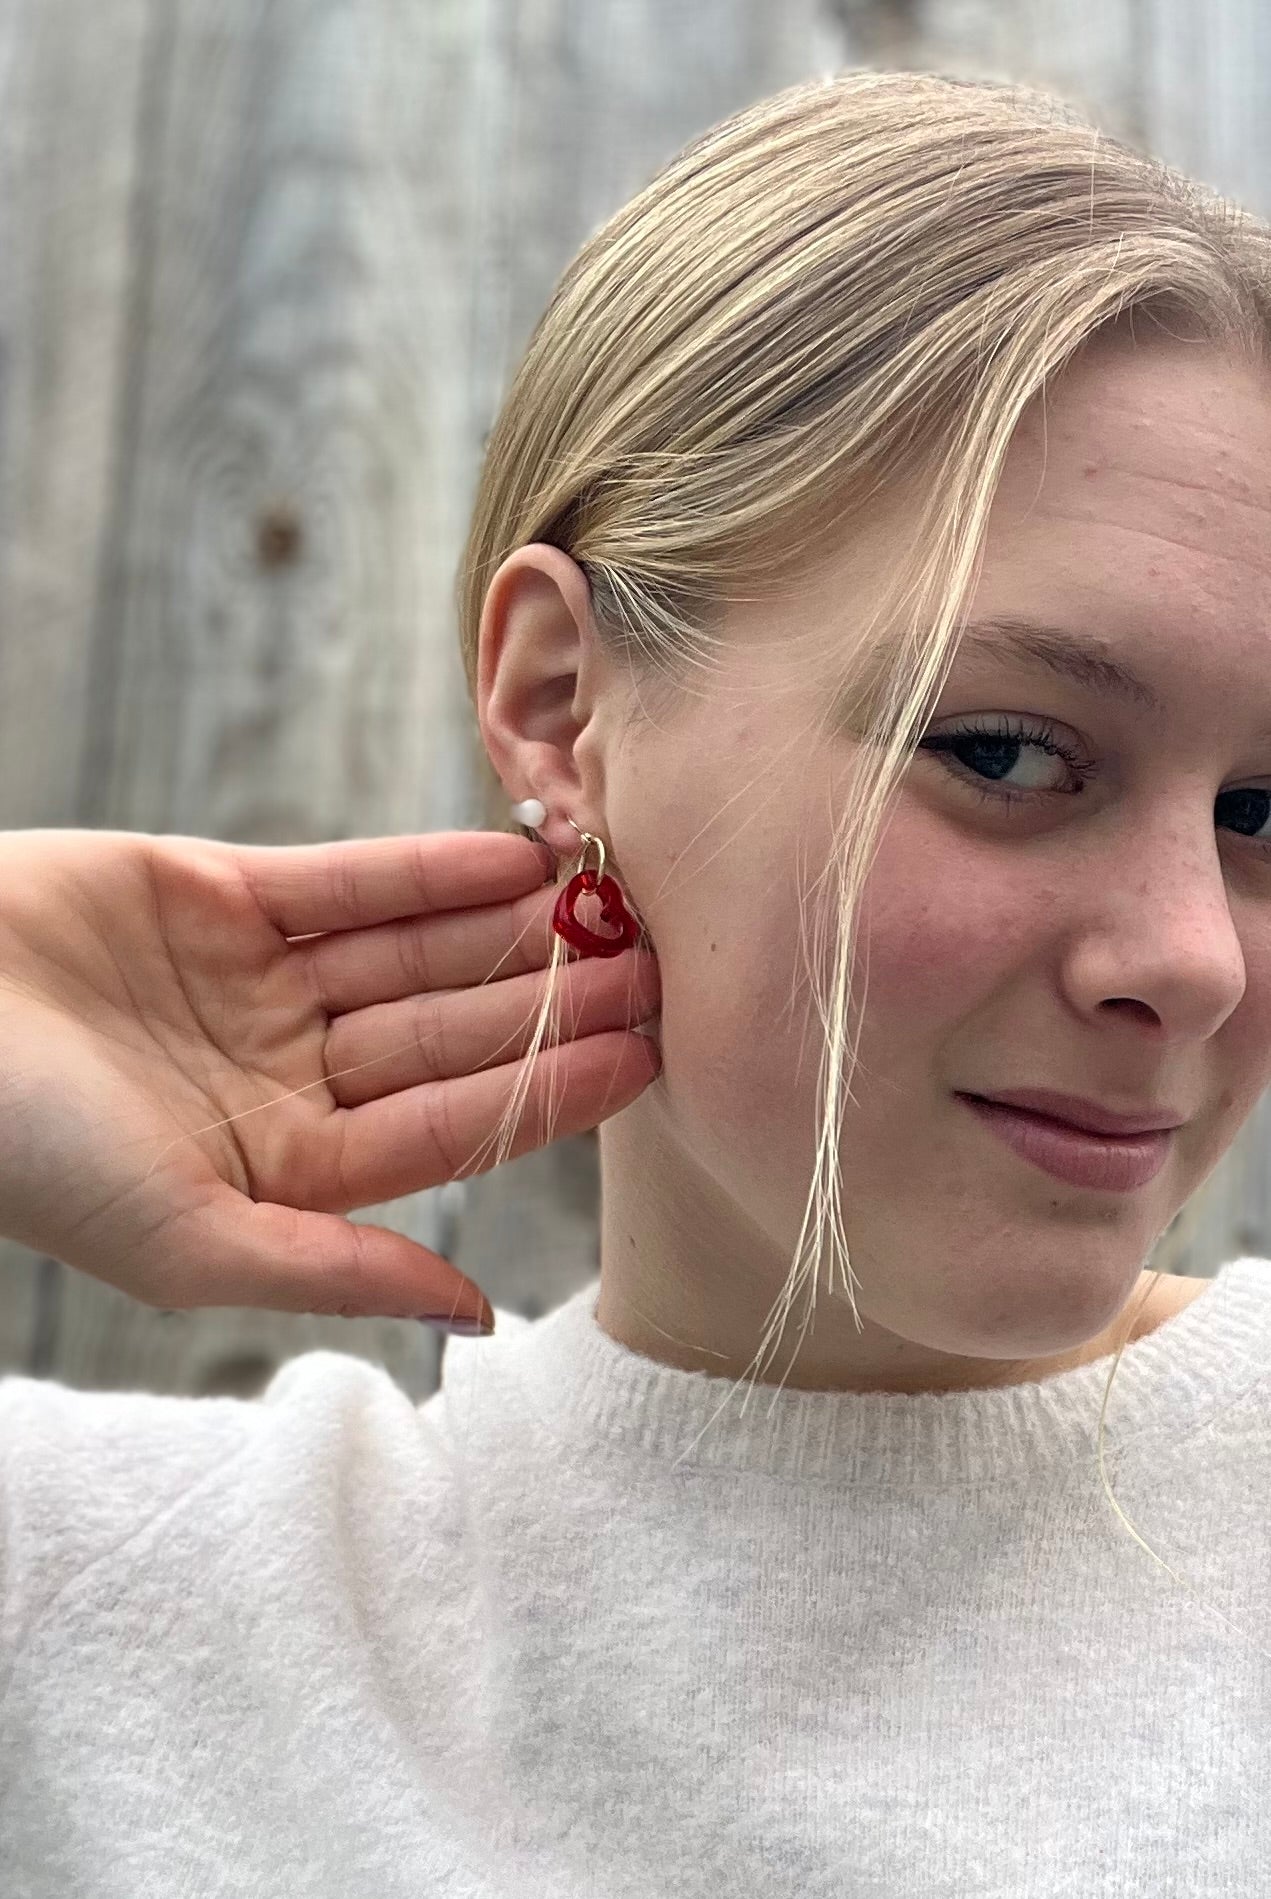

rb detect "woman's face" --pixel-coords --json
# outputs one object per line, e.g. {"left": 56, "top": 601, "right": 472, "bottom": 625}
{"left": 480, "top": 332, "right": 1271, "bottom": 1390}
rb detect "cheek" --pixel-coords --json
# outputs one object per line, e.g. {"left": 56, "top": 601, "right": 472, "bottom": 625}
{"left": 649, "top": 858, "right": 821, "bottom": 1170}
{"left": 853, "top": 820, "right": 1031, "bottom": 1023}
{"left": 843, "top": 819, "right": 1063, "bottom": 1163}
{"left": 660, "top": 812, "right": 1034, "bottom": 1112}
{"left": 675, "top": 917, "right": 806, "bottom": 1096}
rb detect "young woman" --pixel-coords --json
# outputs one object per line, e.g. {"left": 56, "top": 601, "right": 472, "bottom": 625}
{"left": 3, "top": 67, "right": 1271, "bottom": 1896}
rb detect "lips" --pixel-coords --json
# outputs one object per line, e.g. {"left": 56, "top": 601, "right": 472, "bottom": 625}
{"left": 957, "top": 1093, "right": 1175, "bottom": 1192}
{"left": 962, "top": 1088, "right": 1185, "bottom": 1138}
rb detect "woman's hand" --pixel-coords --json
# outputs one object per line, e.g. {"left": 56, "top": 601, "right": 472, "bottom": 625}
{"left": 0, "top": 828, "right": 660, "bottom": 1332}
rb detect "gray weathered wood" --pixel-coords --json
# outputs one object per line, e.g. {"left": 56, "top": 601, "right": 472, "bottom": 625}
{"left": 0, "top": 0, "right": 1267, "bottom": 1399}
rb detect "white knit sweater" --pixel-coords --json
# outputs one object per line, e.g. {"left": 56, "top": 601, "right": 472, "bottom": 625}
{"left": 2, "top": 1258, "right": 1270, "bottom": 1898}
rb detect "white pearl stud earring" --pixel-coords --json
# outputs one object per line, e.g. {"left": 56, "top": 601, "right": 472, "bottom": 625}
{"left": 509, "top": 797, "right": 547, "bottom": 829}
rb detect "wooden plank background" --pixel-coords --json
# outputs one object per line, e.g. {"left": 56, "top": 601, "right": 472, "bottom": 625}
{"left": 0, "top": 0, "right": 1266, "bottom": 1401}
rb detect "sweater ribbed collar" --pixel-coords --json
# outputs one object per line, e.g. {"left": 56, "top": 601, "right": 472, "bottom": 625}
{"left": 450, "top": 1259, "right": 1271, "bottom": 1489}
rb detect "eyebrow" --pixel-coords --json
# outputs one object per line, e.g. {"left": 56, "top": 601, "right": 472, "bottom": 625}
{"left": 953, "top": 616, "right": 1165, "bottom": 717}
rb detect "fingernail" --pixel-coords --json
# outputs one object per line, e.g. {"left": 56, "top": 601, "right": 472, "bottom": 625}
{"left": 418, "top": 1313, "right": 496, "bottom": 1336}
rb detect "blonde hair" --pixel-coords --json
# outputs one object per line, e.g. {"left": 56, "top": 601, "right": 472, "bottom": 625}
{"left": 455, "top": 68, "right": 1271, "bottom": 1648}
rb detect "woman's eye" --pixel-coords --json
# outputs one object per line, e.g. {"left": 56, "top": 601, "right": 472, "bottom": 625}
{"left": 916, "top": 717, "right": 1271, "bottom": 850}
{"left": 916, "top": 717, "right": 1093, "bottom": 804}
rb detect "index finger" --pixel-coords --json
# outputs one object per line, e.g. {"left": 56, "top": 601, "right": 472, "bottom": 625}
{"left": 231, "top": 831, "right": 557, "bottom": 938}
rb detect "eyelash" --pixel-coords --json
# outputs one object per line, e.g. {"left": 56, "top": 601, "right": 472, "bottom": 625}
{"left": 918, "top": 715, "right": 1271, "bottom": 852}
{"left": 917, "top": 716, "right": 1094, "bottom": 807}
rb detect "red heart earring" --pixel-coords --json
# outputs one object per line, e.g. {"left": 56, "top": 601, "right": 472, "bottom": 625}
{"left": 509, "top": 801, "right": 642, "bottom": 958}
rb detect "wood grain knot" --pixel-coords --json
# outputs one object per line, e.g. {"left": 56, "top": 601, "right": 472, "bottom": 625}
{"left": 255, "top": 502, "right": 303, "bottom": 568}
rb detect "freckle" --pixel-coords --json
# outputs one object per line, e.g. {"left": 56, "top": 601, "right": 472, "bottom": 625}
{"left": 709, "top": 941, "right": 717, "bottom": 953}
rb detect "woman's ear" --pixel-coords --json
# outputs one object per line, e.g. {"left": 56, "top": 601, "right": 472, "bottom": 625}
{"left": 477, "top": 544, "right": 616, "bottom": 868}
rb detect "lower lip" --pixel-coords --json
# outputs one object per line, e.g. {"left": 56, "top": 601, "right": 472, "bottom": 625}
{"left": 956, "top": 1095, "right": 1174, "bottom": 1192}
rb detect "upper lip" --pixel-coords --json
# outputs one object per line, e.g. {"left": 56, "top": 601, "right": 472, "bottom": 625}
{"left": 962, "top": 1087, "right": 1186, "bottom": 1137}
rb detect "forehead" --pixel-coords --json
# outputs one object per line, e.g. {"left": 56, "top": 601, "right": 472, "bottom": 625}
{"left": 780, "top": 339, "right": 1271, "bottom": 743}
{"left": 730, "top": 338, "right": 1271, "bottom": 722}
{"left": 987, "top": 337, "right": 1271, "bottom": 579}
{"left": 959, "top": 339, "right": 1271, "bottom": 698}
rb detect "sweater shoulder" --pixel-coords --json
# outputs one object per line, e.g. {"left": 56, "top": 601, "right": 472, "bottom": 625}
{"left": 0, "top": 1346, "right": 428, "bottom": 1660}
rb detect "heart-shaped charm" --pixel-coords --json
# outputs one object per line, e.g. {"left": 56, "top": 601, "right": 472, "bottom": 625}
{"left": 552, "top": 869, "right": 641, "bottom": 957}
